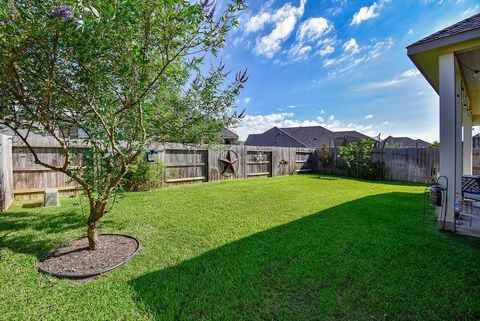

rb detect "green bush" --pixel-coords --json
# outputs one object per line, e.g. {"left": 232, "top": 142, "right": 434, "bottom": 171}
{"left": 122, "top": 157, "right": 165, "bottom": 192}
{"left": 337, "top": 138, "right": 384, "bottom": 180}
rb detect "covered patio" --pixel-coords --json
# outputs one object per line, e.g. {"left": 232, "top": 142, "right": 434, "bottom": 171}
{"left": 407, "top": 13, "right": 480, "bottom": 236}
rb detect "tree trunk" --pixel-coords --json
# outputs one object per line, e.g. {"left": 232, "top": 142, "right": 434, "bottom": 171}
{"left": 87, "top": 219, "right": 99, "bottom": 250}
{"left": 87, "top": 203, "right": 106, "bottom": 251}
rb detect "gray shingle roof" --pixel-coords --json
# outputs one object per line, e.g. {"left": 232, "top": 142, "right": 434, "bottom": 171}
{"left": 245, "top": 126, "right": 372, "bottom": 148}
{"left": 281, "top": 126, "right": 333, "bottom": 147}
{"left": 382, "top": 136, "right": 431, "bottom": 148}
{"left": 221, "top": 128, "right": 239, "bottom": 140}
{"left": 408, "top": 13, "right": 480, "bottom": 47}
{"left": 245, "top": 127, "right": 305, "bottom": 147}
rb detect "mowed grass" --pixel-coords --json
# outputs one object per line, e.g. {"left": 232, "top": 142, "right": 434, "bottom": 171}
{"left": 1, "top": 174, "right": 480, "bottom": 321}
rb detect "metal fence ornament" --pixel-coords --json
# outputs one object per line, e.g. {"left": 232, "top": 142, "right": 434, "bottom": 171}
{"left": 254, "top": 151, "right": 266, "bottom": 162}
{"left": 218, "top": 150, "right": 239, "bottom": 176}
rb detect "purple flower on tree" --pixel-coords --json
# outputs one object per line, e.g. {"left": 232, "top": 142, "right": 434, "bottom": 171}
{"left": 51, "top": 5, "right": 74, "bottom": 21}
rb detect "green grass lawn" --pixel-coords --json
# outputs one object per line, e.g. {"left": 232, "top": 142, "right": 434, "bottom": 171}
{"left": 1, "top": 174, "right": 480, "bottom": 321}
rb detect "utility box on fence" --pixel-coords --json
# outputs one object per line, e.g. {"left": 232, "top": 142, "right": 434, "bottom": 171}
{"left": 43, "top": 188, "right": 60, "bottom": 207}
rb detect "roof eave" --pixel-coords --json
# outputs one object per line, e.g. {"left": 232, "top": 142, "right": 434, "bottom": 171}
{"left": 406, "top": 28, "right": 480, "bottom": 55}
{"left": 407, "top": 53, "right": 440, "bottom": 94}
{"left": 407, "top": 29, "right": 480, "bottom": 94}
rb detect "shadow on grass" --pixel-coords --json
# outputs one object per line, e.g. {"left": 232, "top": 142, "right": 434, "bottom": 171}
{"left": 0, "top": 207, "right": 85, "bottom": 256}
{"left": 130, "top": 192, "right": 480, "bottom": 321}
{"left": 0, "top": 197, "right": 125, "bottom": 257}
{"left": 21, "top": 202, "right": 43, "bottom": 209}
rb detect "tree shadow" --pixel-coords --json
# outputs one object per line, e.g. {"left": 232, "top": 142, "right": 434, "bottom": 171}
{"left": 0, "top": 208, "right": 84, "bottom": 256}
{"left": 1, "top": 187, "right": 134, "bottom": 258}
{"left": 130, "top": 192, "right": 480, "bottom": 321}
{"left": 22, "top": 202, "right": 43, "bottom": 209}
{"left": 0, "top": 201, "right": 116, "bottom": 257}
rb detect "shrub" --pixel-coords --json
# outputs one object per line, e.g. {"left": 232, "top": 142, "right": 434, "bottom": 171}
{"left": 122, "top": 157, "right": 165, "bottom": 192}
{"left": 337, "top": 138, "right": 384, "bottom": 180}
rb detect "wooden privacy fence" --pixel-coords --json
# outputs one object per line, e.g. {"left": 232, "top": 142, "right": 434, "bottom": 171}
{"left": 316, "top": 147, "right": 440, "bottom": 184}
{"left": 155, "top": 143, "right": 316, "bottom": 184}
{"left": 373, "top": 148, "right": 439, "bottom": 183}
{"left": 3, "top": 141, "right": 316, "bottom": 203}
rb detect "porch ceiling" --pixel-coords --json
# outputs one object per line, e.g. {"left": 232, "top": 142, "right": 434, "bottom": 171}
{"left": 457, "top": 49, "right": 480, "bottom": 119}
{"left": 407, "top": 13, "right": 480, "bottom": 124}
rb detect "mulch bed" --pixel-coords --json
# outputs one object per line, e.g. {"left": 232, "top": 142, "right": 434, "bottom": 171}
{"left": 39, "top": 234, "right": 139, "bottom": 279}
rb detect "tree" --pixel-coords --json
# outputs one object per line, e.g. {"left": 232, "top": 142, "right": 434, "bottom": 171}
{"left": 0, "top": 0, "right": 247, "bottom": 250}
{"left": 337, "top": 138, "right": 384, "bottom": 179}
{"left": 319, "top": 144, "right": 332, "bottom": 169}
{"left": 430, "top": 141, "right": 440, "bottom": 149}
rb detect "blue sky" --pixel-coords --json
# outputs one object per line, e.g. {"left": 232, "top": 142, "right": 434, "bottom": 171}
{"left": 218, "top": 0, "right": 480, "bottom": 142}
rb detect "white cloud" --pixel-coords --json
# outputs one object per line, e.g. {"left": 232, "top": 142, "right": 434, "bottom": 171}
{"left": 402, "top": 69, "right": 420, "bottom": 78}
{"left": 463, "top": 5, "right": 479, "bottom": 16}
{"left": 343, "top": 38, "right": 360, "bottom": 54}
{"left": 297, "top": 17, "right": 333, "bottom": 42}
{"left": 365, "top": 114, "right": 374, "bottom": 119}
{"left": 383, "top": 121, "right": 390, "bottom": 125}
{"left": 288, "top": 105, "right": 297, "bottom": 109}
{"left": 323, "top": 37, "right": 393, "bottom": 75}
{"left": 244, "top": 12, "right": 272, "bottom": 33}
{"left": 286, "top": 16, "right": 333, "bottom": 61}
{"left": 318, "top": 45, "right": 335, "bottom": 56}
{"left": 252, "top": 0, "right": 307, "bottom": 58}
{"left": 366, "top": 68, "right": 420, "bottom": 88}
{"left": 351, "top": 2, "right": 380, "bottom": 26}
{"left": 323, "top": 58, "right": 336, "bottom": 67}
{"left": 243, "top": 97, "right": 251, "bottom": 105}
{"left": 407, "top": 28, "right": 414, "bottom": 35}
{"left": 288, "top": 43, "right": 312, "bottom": 61}
{"left": 235, "top": 112, "right": 376, "bottom": 140}
{"left": 320, "top": 109, "right": 326, "bottom": 114}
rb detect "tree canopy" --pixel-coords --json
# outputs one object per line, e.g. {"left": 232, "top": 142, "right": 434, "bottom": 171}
{"left": 0, "top": 0, "right": 247, "bottom": 249}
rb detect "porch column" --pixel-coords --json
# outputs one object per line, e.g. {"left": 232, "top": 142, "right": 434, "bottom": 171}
{"left": 463, "top": 108, "right": 473, "bottom": 175}
{"left": 438, "top": 53, "right": 460, "bottom": 231}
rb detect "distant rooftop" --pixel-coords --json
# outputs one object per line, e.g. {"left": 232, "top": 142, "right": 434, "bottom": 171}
{"left": 246, "top": 125, "right": 371, "bottom": 148}
{"left": 221, "top": 128, "right": 239, "bottom": 140}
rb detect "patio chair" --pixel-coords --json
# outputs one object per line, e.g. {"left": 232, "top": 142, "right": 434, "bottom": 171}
{"left": 460, "top": 175, "right": 480, "bottom": 226}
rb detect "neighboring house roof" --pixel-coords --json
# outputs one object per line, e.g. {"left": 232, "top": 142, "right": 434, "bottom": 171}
{"left": 281, "top": 126, "right": 332, "bottom": 147}
{"left": 245, "top": 127, "right": 305, "bottom": 147}
{"left": 473, "top": 133, "right": 480, "bottom": 139}
{"left": 381, "top": 136, "right": 431, "bottom": 148}
{"left": 221, "top": 128, "right": 239, "bottom": 140}
{"left": 245, "top": 126, "right": 372, "bottom": 148}
{"left": 331, "top": 130, "right": 369, "bottom": 140}
{"left": 408, "top": 13, "right": 480, "bottom": 48}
